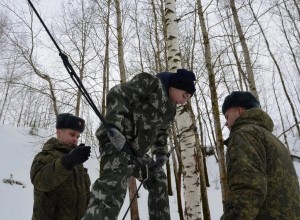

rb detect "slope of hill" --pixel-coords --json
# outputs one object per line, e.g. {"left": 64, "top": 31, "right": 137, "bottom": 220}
{"left": 0, "top": 125, "right": 299, "bottom": 219}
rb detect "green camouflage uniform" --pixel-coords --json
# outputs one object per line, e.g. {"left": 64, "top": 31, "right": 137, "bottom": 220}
{"left": 221, "top": 108, "right": 300, "bottom": 220}
{"left": 83, "top": 72, "right": 176, "bottom": 220}
{"left": 31, "top": 137, "right": 91, "bottom": 220}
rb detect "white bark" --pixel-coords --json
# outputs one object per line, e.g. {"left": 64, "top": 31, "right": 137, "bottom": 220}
{"left": 165, "top": 0, "right": 181, "bottom": 72}
{"left": 176, "top": 106, "right": 202, "bottom": 220}
{"left": 165, "top": 0, "right": 202, "bottom": 219}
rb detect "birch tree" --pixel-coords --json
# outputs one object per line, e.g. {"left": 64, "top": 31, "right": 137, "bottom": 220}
{"left": 165, "top": 0, "right": 202, "bottom": 219}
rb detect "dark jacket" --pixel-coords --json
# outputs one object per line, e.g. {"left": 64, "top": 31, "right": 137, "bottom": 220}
{"left": 222, "top": 108, "right": 300, "bottom": 220}
{"left": 30, "top": 137, "right": 91, "bottom": 220}
{"left": 96, "top": 72, "right": 176, "bottom": 157}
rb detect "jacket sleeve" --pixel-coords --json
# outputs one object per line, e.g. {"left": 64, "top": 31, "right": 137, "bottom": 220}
{"left": 222, "top": 128, "right": 267, "bottom": 219}
{"left": 30, "top": 151, "right": 72, "bottom": 192}
{"left": 152, "top": 126, "right": 170, "bottom": 155}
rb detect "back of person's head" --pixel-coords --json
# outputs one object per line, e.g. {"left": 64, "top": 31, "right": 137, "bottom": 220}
{"left": 222, "top": 91, "right": 260, "bottom": 115}
{"left": 56, "top": 113, "right": 85, "bottom": 133}
{"left": 169, "top": 69, "right": 196, "bottom": 95}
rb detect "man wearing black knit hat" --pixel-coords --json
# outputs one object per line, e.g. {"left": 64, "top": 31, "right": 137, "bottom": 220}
{"left": 83, "top": 69, "right": 196, "bottom": 220}
{"left": 169, "top": 69, "right": 196, "bottom": 95}
{"left": 221, "top": 91, "right": 300, "bottom": 219}
{"left": 30, "top": 113, "right": 91, "bottom": 220}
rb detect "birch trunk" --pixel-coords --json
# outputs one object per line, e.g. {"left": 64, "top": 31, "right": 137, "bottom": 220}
{"left": 170, "top": 127, "right": 184, "bottom": 220}
{"left": 165, "top": 1, "right": 202, "bottom": 219}
{"left": 165, "top": 0, "right": 181, "bottom": 72}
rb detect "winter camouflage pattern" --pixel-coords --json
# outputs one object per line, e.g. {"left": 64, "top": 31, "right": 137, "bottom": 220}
{"left": 82, "top": 72, "right": 175, "bottom": 220}
{"left": 83, "top": 152, "right": 170, "bottom": 220}
{"left": 221, "top": 108, "right": 300, "bottom": 220}
{"left": 31, "top": 137, "right": 91, "bottom": 220}
{"left": 97, "top": 72, "right": 176, "bottom": 157}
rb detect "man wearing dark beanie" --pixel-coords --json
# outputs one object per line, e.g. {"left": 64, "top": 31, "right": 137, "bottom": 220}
{"left": 169, "top": 69, "right": 196, "bottom": 96}
{"left": 30, "top": 113, "right": 91, "bottom": 220}
{"left": 155, "top": 68, "right": 196, "bottom": 105}
{"left": 221, "top": 91, "right": 300, "bottom": 219}
{"left": 83, "top": 69, "right": 196, "bottom": 220}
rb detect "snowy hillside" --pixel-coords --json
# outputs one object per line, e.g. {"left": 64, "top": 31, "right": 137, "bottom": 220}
{"left": 0, "top": 125, "right": 299, "bottom": 220}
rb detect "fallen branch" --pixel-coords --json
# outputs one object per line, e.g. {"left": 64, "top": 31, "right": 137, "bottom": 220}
{"left": 2, "top": 174, "right": 26, "bottom": 188}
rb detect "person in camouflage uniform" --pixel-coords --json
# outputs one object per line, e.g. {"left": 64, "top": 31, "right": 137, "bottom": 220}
{"left": 82, "top": 69, "right": 196, "bottom": 220}
{"left": 31, "top": 113, "right": 91, "bottom": 220}
{"left": 221, "top": 91, "right": 300, "bottom": 220}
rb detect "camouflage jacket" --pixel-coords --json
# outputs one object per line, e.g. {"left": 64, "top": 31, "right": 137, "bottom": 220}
{"left": 222, "top": 108, "right": 300, "bottom": 220}
{"left": 96, "top": 72, "right": 176, "bottom": 157}
{"left": 30, "top": 137, "right": 91, "bottom": 220}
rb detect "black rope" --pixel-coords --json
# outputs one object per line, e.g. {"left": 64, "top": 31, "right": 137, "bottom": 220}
{"left": 27, "top": 0, "right": 151, "bottom": 172}
{"left": 122, "top": 181, "right": 144, "bottom": 220}
{"left": 121, "top": 146, "right": 175, "bottom": 219}
{"left": 27, "top": 0, "right": 111, "bottom": 133}
{"left": 27, "top": 1, "right": 60, "bottom": 52}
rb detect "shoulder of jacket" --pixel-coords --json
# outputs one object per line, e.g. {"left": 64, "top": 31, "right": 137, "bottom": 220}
{"left": 134, "top": 72, "right": 157, "bottom": 81}
{"left": 231, "top": 123, "right": 263, "bottom": 135}
{"left": 229, "top": 124, "right": 257, "bottom": 143}
{"left": 34, "top": 148, "right": 62, "bottom": 160}
{"left": 228, "top": 124, "right": 267, "bottom": 151}
{"left": 137, "top": 72, "right": 155, "bottom": 77}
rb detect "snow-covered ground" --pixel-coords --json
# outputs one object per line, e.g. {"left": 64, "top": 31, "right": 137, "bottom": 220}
{"left": 0, "top": 125, "right": 299, "bottom": 220}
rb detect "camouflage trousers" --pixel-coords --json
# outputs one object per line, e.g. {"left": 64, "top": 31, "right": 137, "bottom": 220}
{"left": 82, "top": 151, "right": 170, "bottom": 220}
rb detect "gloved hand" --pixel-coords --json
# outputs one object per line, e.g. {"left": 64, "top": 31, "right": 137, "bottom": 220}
{"left": 62, "top": 144, "right": 91, "bottom": 170}
{"left": 143, "top": 176, "right": 156, "bottom": 190}
{"left": 155, "top": 154, "right": 168, "bottom": 166}
{"left": 108, "top": 128, "right": 126, "bottom": 151}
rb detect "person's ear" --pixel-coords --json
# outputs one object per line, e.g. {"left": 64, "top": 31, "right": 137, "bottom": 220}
{"left": 238, "top": 107, "right": 246, "bottom": 115}
{"left": 56, "top": 129, "right": 62, "bottom": 138}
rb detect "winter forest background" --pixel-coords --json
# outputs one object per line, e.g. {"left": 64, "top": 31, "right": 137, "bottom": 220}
{"left": 1, "top": 0, "right": 300, "bottom": 219}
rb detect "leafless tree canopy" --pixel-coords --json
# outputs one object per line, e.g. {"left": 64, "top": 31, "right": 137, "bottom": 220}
{"left": 1, "top": 0, "right": 300, "bottom": 218}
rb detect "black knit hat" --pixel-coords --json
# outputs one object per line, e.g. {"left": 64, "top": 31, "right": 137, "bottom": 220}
{"left": 169, "top": 69, "right": 196, "bottom": 95}
{"left": 222, "top": 91, "right": 261, "bottom": 114}
{"left": 56, "top": 113, "right": 85, "bottom": 133}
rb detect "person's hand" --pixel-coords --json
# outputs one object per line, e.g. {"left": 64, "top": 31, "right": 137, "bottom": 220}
{"left": 155, "top": 154, "right": 168, "bottom": 166}
{"left": 108, "top": 128, "right": 126, "bottom": 151}
{"left": 143, "top": 176, "right": 155, "bottom": 190}
{"left": 62, "top": 144, "right": 91, "bottom": 170}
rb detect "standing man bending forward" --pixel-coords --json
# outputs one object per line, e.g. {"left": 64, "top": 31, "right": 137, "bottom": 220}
{"left": 83, "top": 69, "right": 196, "bottom": 220}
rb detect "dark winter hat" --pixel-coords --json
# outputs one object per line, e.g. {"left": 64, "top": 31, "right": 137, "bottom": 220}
{"left": 169, "top": 69, "right": 196, "bottom": 95}
{"left": 222, "top": 91, "right": 261, "bottom": 115}
{"left": 56, "top": 113, "right": 85, "bottom": 133}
